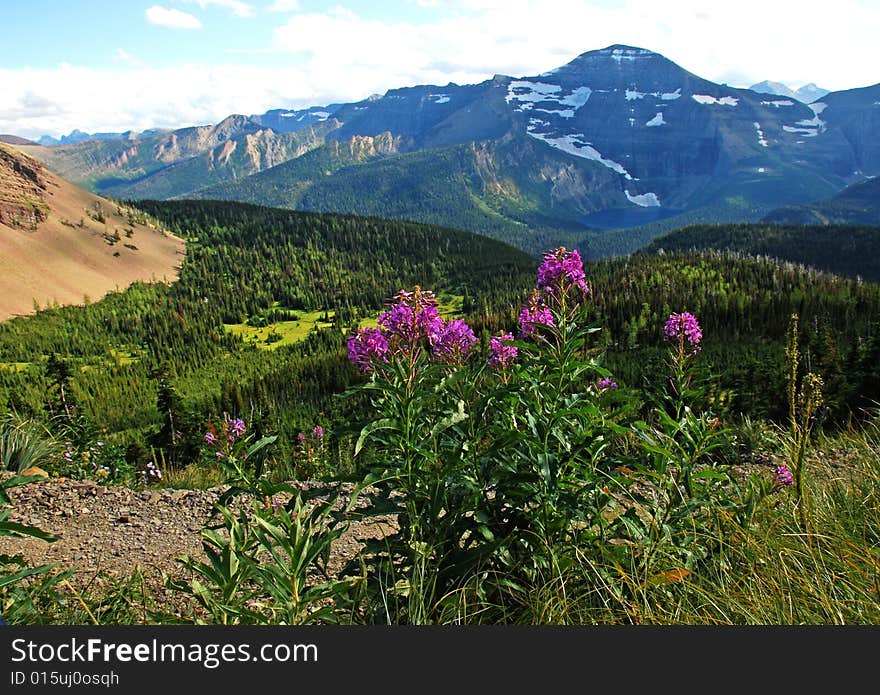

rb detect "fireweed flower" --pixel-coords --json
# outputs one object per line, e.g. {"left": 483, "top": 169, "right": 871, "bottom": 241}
{"left": 229, "top": 418, "right": 246, "bottom": 437}
{"left": 312, "top": 425, "right": 324, "bottom": 440}
{"left": 518, "top": 293, "right": 555, "bottom": 338}
{"left": 597, "top": 377, "right": 618, "bottom": 391}
{"left": 379, "top": 286, "right": 444, "bottom": 346}
{"left": 431, "top": 318, "right": 477, "bottom": 364}
{"left": 488, "top": 332, "right": 518, "bottom": 369}
{"left": 774, "top": 465, "right": 794, "bottom": 487}
{"left": 663, "top": 312, "right": 703, "bottom": 346}
{"left": 347, "top": 326, "right": 389, "bottom": 372}
{"left": 297, "top": 432, "right": 307, "bottom": 444}
{"left": 204, "top": 431, "right": 218, "bottom": 445}
{"left": 536, "top": 247, "right": 589, "bottom": 295}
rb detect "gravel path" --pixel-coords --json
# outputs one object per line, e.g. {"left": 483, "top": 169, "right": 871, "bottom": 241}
{"left": 0, "top": 476, "right": 397, "bottom": 620}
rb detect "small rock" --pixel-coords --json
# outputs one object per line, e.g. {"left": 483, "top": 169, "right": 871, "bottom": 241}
{"left": 116, "top": 515, "right": 130, "bottom": 524}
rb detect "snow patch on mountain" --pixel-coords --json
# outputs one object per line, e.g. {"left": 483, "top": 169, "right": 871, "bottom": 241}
{"left": 761, "top": 100, "right": 795, "bottom": 107}
{"left": 559, "top": 87, "right": 592, "bottom": 108}
{"left": 506, "top": 81, "right": 562, "bottom": 104}
{"left": 783, "top": 125, "right": 818, "bottom": 137}
{"left": 646, "top": 112, "right": 666, "bottom": 127}
{"left": 754, "top": 122, "right": 768, "bottom": 147}
{"left": 526, "top": 126, "right": 633, "bottom": 179}
{"left": 508, "top": 81, "right": 592, "bottom": 118}
{"left": 692, "top": 95, "right": 739, "bottom": 106}
{"left": 625, "top": 190, "right": 661, "bottom": 207}
{"left": 429, "top": 94, "right": 451, "bottom": 104}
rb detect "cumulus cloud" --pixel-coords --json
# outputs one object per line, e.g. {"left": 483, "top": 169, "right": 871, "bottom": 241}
{"left": 145, "top": 5, "right": 203, "bottom": 29}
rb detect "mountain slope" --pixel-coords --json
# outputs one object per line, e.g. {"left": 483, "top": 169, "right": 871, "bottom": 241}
{"left": 0, "top": 142, "right": 184, "bottom": 320}
{"left": 763, "top": 176, "right": 880, "bottom": 225}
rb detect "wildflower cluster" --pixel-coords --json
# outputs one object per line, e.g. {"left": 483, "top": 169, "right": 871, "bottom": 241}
{"left": 536, "top": 246, "right": 589, "bottom": 295}
{"left": 518, "top": 290, "right": 555, "bottom": 338}
{"left": 347, "top": 286, "right": 478, "bottom": 372}
{"left": 774, "top": 464, "right": 795, "bottom": 488}
{"left": 488, "top": 332, "right": 517, "bottom": 369}
{"left": 57, "top": 438, "right": 130, "bottom": 483}
{"left": 293, "top": 424, "right": 327, "bottom": 478}
{"left": 203, "top": 415, "right": 250, "bottom": 463}
{"left": 664, "top": 311, "right": 703, "bottom": 355}
{"left": 142, "top": 460, "right": 162, "bottom": 484}
{"left": 597, "top": 377, "right": 618, "bottom": 391}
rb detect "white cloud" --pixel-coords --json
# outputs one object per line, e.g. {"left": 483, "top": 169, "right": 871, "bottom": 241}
{"left": 266, "top": 0, "right": 300, "bottom": 12}
{"left": 145, "top": 5, "right": 203, "bottom": 29}
{"left": 188, "top": 0, "right": 256, "bottom": 18}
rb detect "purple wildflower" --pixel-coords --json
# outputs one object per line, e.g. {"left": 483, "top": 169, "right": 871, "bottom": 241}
{"left": 663, "top": 312, "right": 703, "bottom": 346}
{"left": 229, "top": 418, "right": 246, "bottom": 437}
{"left": 312, "top": 425, "right": 324, "bottom": 440}
{"left": 488, "top": 332, "right": 518, "bottom": 369}
{"left": 518, "top": 303, "right": 555, "bottom": 338}
{"left": 379, "top": 301, "right": 444, "bottom": 345}
{"left": 431, "top": 318, "right": 477, "bottom": 364}
{"left": 774, "top": 465, "right": 794, "bottom": 487}
{"left": 347, "top": 327, "right": 389, "bottom": 372}
{"left": 297, "top": 432, "right": 307, "bottom": 444}
{"left": 204, "top": 431, "right": 218, "bottom": 445}
{"left": 536, "top": 247, "right": 589, "bottom": 294}
{"left": 597, "top": 377, "right": 618, "bottom": 391}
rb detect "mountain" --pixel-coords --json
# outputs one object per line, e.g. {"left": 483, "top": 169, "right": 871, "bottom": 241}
{"left": 749, "top": 81, "right": 830, "bottom": 103}
{"left": 0, "top": 142, "right": 184, "bottom": 320}
{"left": 0, "top": 135, "right": 37, "bottom": 146}
{"left": 796, "top": 83, "right": 830, "bottom": 102}
{"left": 19, "top": 45, "right": 880, "bottom": 256}
{"left": 192, "top": 45, "right": 860, "bottom": 252}
{"left": 20, "top": 116, "right": 336, "bottom": 200}
{"left": 750, "top": 81, "right": 799, "bottom": 100}
{"left": 763, "top": 176, "right": 880, "bottom": 225}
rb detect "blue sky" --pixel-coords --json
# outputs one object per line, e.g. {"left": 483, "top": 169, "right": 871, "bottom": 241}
{"left": 2, "top": 0, "right": 879, "bottom": 139}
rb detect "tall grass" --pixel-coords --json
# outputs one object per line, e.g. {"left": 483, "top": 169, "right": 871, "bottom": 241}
{"left": 0, "top": 414, "right": 58, "bottom": 472}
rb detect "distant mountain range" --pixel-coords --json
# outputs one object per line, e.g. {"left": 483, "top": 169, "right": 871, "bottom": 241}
{"left": 15, "top": 44, "right": 880, "bottom": 256}
{"left": 748, "top": 81, "right": 830, "bottom": 103}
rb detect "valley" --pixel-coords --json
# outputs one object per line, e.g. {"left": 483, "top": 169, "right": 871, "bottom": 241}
{"left": 2, "top": 28, "right": 880, "bottom": 631}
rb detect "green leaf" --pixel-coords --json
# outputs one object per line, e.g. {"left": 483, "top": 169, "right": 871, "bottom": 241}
{"left": 354, "top": 418, "right": 398, "bottom": 457}
{"left": 0, "top": 520, "right": 58, "bottom": 542}
{"left": 430, "top": 400, "right": 468, "bottom": 438}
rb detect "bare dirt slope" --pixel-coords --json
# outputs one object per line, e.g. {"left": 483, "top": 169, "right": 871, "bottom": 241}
{"left": 0, "top": 142, "right": 185, "bottom": 320}
{"left": 0, "top": 477, "right": 397, "bottom": 619}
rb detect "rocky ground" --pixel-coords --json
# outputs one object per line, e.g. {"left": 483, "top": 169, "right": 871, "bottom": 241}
{"left": 0, "top": 475, "right": 397, "bottom": 620}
